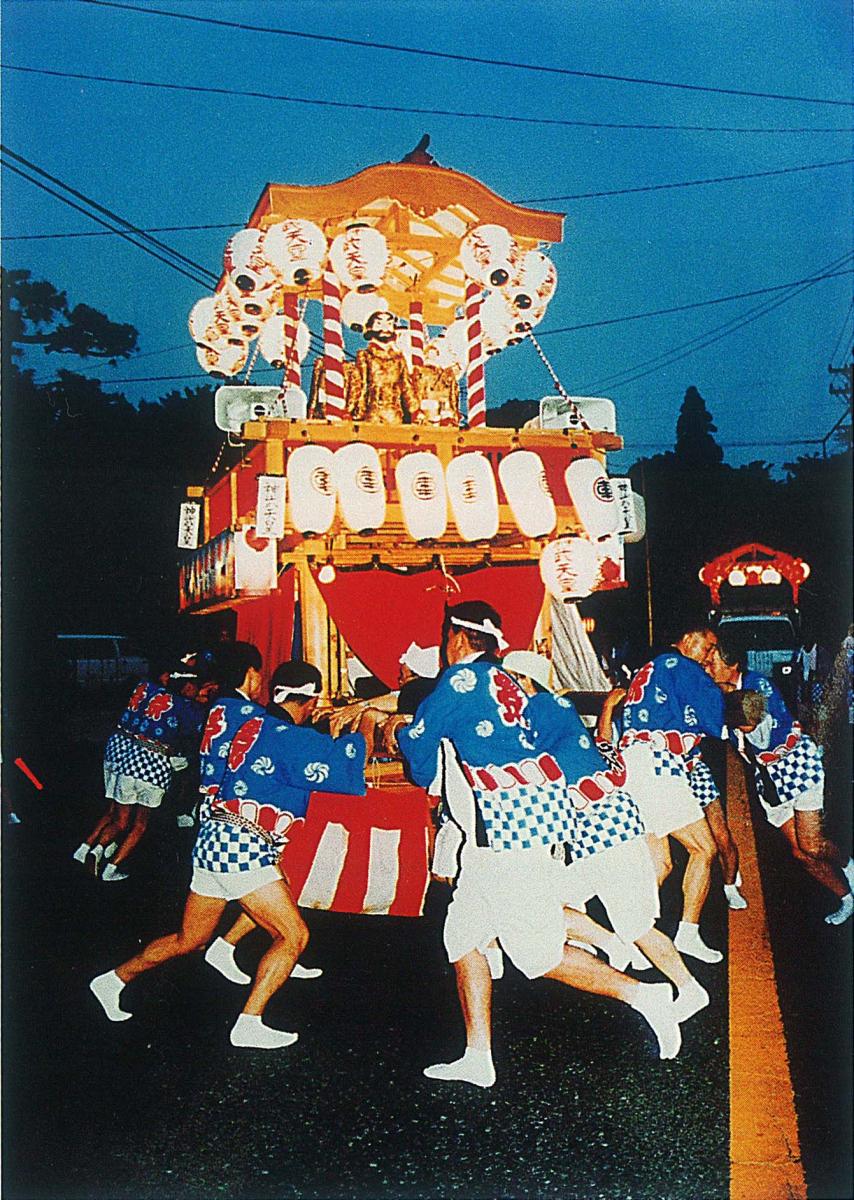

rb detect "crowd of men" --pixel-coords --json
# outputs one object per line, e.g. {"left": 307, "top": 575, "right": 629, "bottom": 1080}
{"left": 85, "top": 601, "right": 854, "bottom": 1083}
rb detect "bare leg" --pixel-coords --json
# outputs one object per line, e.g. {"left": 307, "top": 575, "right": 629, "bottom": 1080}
{"left": 109, "top": 807, "right": 151, "bottom": 868}
{"left": 672, "top": 817, "right": 717, "bottom": 923}
{"left": 116, "top": 891, "right": 226, "bottom": 982}
{"left": 238, "top": 880, "right": 308, "bottom": 1018}
{"left": 423, "top": 950, "right": 496, "bottom": 1087}
{"left": 543, "top": 945, "right": 681, "bottom": 1058}
{"left": 703, "top": 798, "right": 739, "bottom": 886}
{"left": 780, "top": 811, "right": 849, "bottom": 899}
{"left": 84, "top": 802, "right": 119, "bottom": 847}
{"left": 646, "top": 833, "right": 671, "bottom": 887}
{"left": 223, "top": 912, "right": 257, "bottom": 947}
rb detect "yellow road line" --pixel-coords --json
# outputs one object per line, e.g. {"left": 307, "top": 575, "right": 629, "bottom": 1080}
{"left": 727, "top": 748, "right": 806, "bottom": 1200}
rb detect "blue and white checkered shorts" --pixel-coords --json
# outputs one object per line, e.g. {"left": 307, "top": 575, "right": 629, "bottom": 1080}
{"left": 762, "top": 735, "right": 824, "bottom": 804}
{"left": 104, "top": 731, "right": 171, "bottom": 790}
{"left": 686, "top": 759, "right": 720, "bottom": 809}
{"left": 650, "top": 747, "right": 685, "bottom": 779}
{"left": 476, "top": 782, "right": 576, "bottom": 851}
{"left": 192, "top": 818, "right": 279, "bottom": 873}
{"left": 571, "top": 792, "right": 646, "bottom": 861}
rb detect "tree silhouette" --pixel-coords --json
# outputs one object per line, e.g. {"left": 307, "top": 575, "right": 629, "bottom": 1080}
{"left": 2, "top": 268, "right": 138, "bottom": 365}
{"left": 675, "top": 385, "right": 723, "bottom": 468}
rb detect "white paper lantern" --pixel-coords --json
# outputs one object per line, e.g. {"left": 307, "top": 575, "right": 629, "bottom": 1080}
{"left": 195, "top": 341, "right": 247, "bottom": 378}
{"left": 258, "top": 314, "right": 311, "bottom": 368}
{"left": 341, "top": 290, "right": 389, "bottom": 332}
{"left": 437, "top": 320, "right": 470, "bottom": 374}
{"left": 263, "top": 219, "right": 327, "bottom": 287}
{"left": 287, "top": 444, "right": 336, "bottom": 535}
{"left": 480, "top": 291, "right": 518, "bottom": 356}
{"left": 498, "top": 451, "right": 556, "bottom": 538}
{"left": 333, "top": 443, "right": 386, "bottom": 533}
{"left": 565, "top": 458, "right": 620, "bottom": 541}
{"left": 395, "top": 451, "right": 447, "bottom": 541}
{"left": 189, "top": 296, "right": 246, "bottom": 348}
{"left": 218, "top": 284, "right": 271, "bottom": 339}
{"left": 330, "top": 225, "right": 388, "bottom": 292}
{"left": 507, "top": 250, "right": 558, "bottom": 314}
{"left": 446, "top": 452, "right": 499, "bottom": 542}
{"left": 539, "top": 537, "right": 602, "bottom": 600}
{"left": 623, "top": 492, "right": 646, "bottom": 543}
{"left": 224, "top": 228, "right": 278, "bottom": 294}
{"left": 280, "top": 385, "right": 307, "bottom": 419}
{"left": 234, "top": 527, "right": 278, "bottom": 592}
{"left": 460, "top": 224, "right": 519, "bottom": 288}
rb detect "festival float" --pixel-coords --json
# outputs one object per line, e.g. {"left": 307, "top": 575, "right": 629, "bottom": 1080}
{"left": 176, "top": 146, "right": 643, "bottom": 917}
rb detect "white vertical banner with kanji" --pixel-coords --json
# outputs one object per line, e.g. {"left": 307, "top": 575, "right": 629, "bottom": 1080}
{"left": 255, "top": 474, "right": 287, "bottom": 539}
{"left": 177, "top": 502, "right": 201, "bottom": 549}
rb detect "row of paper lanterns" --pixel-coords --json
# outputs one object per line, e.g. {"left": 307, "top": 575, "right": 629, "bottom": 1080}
{"left": 251, "top": 446, "right": 634, "bottom": 547}
{"left": 189, "top": 220, "right": 558, "bottom": 380}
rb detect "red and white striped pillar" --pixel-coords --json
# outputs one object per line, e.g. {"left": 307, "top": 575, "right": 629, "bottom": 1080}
{"left": 464, "top": 281, "right": 486, "bottom": 428}
{"left": 321, "top": 270, "right": 347, "bottom": 420}
{"left": 408, "top": 300, "right": 425, "bottom": 369}
{"left": 281, "top": 293, "right": 302, "bottom": 390}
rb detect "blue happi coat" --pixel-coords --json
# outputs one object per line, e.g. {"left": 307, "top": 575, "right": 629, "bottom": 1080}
{"left": 193, "top": 711, "right": 366, "bottom": 874}
{"left": 198, "top": 693, "right": 267, "bottom": 799}
{"left": 734, "top": 669, "right": 823, "bottom": 806}
{"left": 399, "top": 659, "right": 586, "bottom": 852}
{"left": 622, "top": 652, "right": 725, "bottom": 757}
{"left": 526, "top": 692, "right": 646, "bottom": 859}
{"left": 740, "top": 669, "right": 797, "bottom": 756}
{"left": 104, "top": 680, "right": 206, "bottom": 790}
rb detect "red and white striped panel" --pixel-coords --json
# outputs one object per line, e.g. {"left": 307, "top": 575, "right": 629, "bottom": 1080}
{"left": 281, "top": 293, "right": 302, "bottom": 389}
{"left": 279, "top": 786, "right": 432, "bottom": 917}
{"left": 408, "top": 300, "right": 425, "bottom": 369}
{"left": 464, "top": 281, "right": 486, "bottom": 428}
{"left": 321, "top": 270, "right": 347, "bottom": 420}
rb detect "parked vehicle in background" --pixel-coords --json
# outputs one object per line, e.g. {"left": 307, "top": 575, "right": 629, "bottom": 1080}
{"left": 57, "top": 635, "right": 149, "bottom": 690}
{"left": 712, "top": 610, "right": 799, "bottom": 704}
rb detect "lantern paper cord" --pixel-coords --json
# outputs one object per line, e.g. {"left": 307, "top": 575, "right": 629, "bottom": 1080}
{"left": 523, "top": 328, "right": 590, "bottom": 430}
{"left": 322, "top": 270, "right": 347, "bottom": 420}
{"left": 408, "top": 300, "right": 425, "bottom": 369}
{"left": 464, "top": 282, "right": 486, "bottom": 428}
{"left": 241, "top": 337, "right": 262, "bottom": 385}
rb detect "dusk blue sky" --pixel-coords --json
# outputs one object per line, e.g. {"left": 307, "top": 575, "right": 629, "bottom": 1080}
{"left": 2, "top": 0, "right": 852, "bottom": 474}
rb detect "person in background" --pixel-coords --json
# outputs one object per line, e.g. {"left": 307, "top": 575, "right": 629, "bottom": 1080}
{"left": 710, "top": 639, "right": 854, "bottom": 926}
{"left": 620, "top": 624, "right": 728, "bottom": 962}
{"left": 73, "top": 654, "right": 209, "bottom": 881}
{"left": 90, "top": 653, "right": 368, "bottom": 1049}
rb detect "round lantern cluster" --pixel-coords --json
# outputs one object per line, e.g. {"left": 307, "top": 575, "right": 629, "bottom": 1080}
{"left": 424, "top": 223, "right": 558, "bottom": 376}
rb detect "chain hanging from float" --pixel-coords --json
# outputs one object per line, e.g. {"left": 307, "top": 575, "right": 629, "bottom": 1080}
{"left": 523, "top": 327, "right": 590, "bottom": 431}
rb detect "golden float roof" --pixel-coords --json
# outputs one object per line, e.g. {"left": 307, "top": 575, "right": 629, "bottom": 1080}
{"left": 241, "top": 160, "right": 565, "bottom": 326}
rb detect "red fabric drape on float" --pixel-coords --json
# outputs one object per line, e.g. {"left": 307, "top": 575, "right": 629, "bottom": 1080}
{"left": 207, "top": 475, "right": 232, "bottom": 539}
{"left": 312, "top": 564, "right": 544, "bottom": 688}
{"left": 234, "top": 568, "right": 296, "bottom": 702}
{"left": 280, "top": 785, "right": 432, "bottom": 917}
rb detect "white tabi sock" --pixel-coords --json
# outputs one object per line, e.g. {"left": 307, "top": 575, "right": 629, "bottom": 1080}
{"left": 89, "top": 970, "right": 132, "bottom": 1021}
{"left": 229, "top": 1013, "right": 298, "bottom": 1049}
{"left": 483, "top": 945, "right": 504, "bottom": 980}
{"left": 291, "top": 962, "right": 323, "bottom": 980}
{"left": 824, "top": 892, "right": 854, "bottom": 926}
{"left": 73, "top": 842, "right": 90, "bottom": 863}
{"left": 204, "top": 937, "right": 251, "bottom": 985}
{"left": 672, "top": 977, "right": 710, "bottom": 1023}
{"left": 842, "top": 859, "right": 854, "bottom": 890}
{"left": 101, "top": 863, "right": 129, "bottom": 882}
{"left": 423, "top": 1047, "right": 496, "bottom": 1088}
{"left": 104, "top": 841, "right": 118, "bottom": 860}
{"left": 723, "top": 881, "right": 748, "bottom": 910}
{"left": 630, "top": 982, "right": 682, "bottom": 1060}
{"left": 674, "top": 921, "right": 723, "bottom": 964}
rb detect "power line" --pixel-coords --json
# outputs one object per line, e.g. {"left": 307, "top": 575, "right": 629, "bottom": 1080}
{"left": 571, "top": 255, "right": 854, "bottom": 395}
{"left": 540, "top": 267, "right": 854, "bottom": 338}
{"left": 522, "top": 157, "right": 854, "bottom": 202}
{"left": 1, "top": 221, "right": 240, "bottom": 242}
{"left": 5, "top": 155, "right": 851, "bottom": 244}
{"left": 0, "top": 144, "right": 219, "bottom": 287}
{"left": 77, "top": 0, "right": 854, "bottom": 109}
{"left": 0, "top": 158, "right": 214, "bottom": 290}
{"left": 4, "top": 63, "right": 852, "bottom": 136}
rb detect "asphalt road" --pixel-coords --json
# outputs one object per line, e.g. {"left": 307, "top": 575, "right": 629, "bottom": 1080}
{"left": 2, "top": 716, "right": 850, "bottom": 1200}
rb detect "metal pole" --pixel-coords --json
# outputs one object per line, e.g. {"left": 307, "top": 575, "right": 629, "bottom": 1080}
{"left": 639, "top": 463, "right": 654, "bottom": 648}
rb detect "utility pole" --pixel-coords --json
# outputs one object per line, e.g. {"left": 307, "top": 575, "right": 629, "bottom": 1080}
{"left": 826, "top": 357, "right": 853, "bottom": 456}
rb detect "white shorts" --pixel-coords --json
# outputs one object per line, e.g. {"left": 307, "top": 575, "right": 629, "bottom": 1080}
{"left": 190, "top": 863, "right": 283, "bottom": 901}
{"left": 104, "top": 768, "right": 165, "bottom": 809}
{"left": 558, "top": 837, "right": 659, "bottom": 945}
{"left": 760, "top": 784, "right": 824, "bottom": 829}
{"left": 444, "top": 844, "right": 566, "bottom": 980}
{"left": 620, "top": 743, "right": 704, "bottom": 838}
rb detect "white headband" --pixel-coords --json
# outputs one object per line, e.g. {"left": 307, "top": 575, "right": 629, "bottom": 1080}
{"left": 450, "top": 616, "right": 509, "bottom": 651}
{"left": 399, "top": 642, "right": 441, "bottom": 678}
{"left": 273, "top": 682, "right": 321, "bottom": 704}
